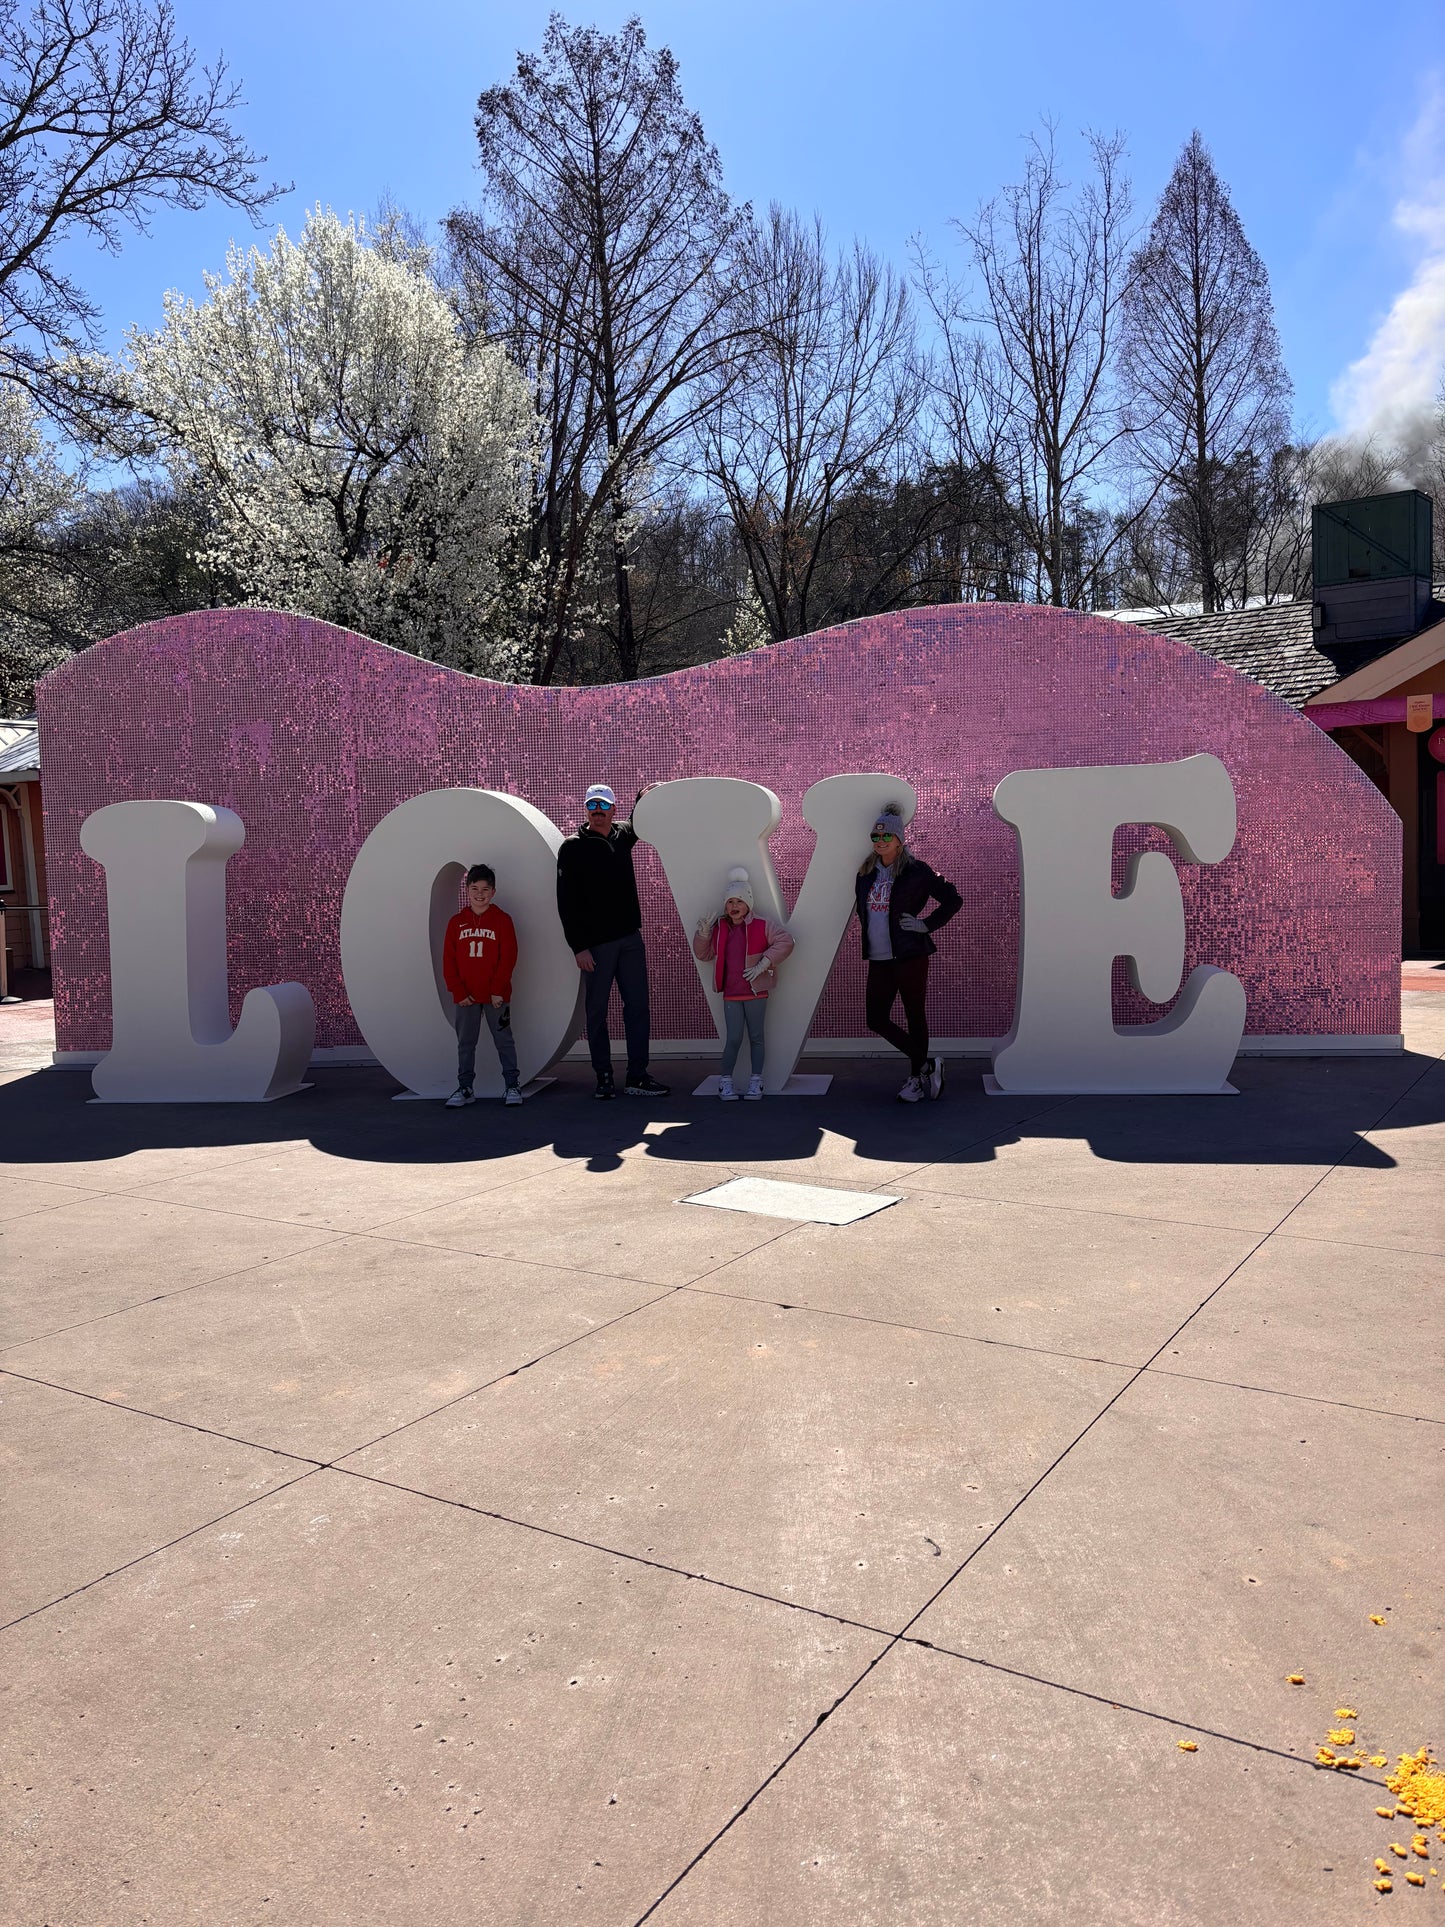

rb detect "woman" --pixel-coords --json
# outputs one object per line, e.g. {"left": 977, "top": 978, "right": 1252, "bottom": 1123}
{"left": 855, "top": 805, "right": 961, "bottom": 1102}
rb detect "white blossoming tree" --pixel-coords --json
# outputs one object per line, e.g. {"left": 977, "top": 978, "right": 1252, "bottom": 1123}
{"left": 0, "top": 384, "right": 88, "bottom": 708}
{"left": 123, "top": 207, "right": 535, "bottom": 675}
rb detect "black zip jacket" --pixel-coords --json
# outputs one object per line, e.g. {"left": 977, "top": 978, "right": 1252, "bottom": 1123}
{"left": 854, "top": 856, "right": 962, "bottom": 963}
{"left": 556, "top": 822, "right": 643, "bottom": 952}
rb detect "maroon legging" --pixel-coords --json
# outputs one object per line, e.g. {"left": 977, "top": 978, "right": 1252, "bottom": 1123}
{"left": 865, "top": 956, "right": 930, "bottom": 1073}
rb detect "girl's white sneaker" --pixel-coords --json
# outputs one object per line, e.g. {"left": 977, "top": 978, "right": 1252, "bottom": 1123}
{"left": 718, "top": 1076, "right": 738, "bottom": 1100}
{"left": 744, "top": 1075, "right": 764, "bottom": 1100}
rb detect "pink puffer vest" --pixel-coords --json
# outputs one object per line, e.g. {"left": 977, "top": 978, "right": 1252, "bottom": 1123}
{"left": 713, "top": 916, "right": 771, "bottom": 997}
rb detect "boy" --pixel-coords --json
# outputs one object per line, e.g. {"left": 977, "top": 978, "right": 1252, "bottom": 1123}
{"left": 442, "top": 864, "right": 522, "bottom": 1106}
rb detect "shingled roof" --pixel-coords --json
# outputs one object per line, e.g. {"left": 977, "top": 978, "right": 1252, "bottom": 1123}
{"left": 0, "top": 716, "right": 38, "bottom": 778}
{"left": 1123, "top": 593, "right": 1445, "bottom": 708}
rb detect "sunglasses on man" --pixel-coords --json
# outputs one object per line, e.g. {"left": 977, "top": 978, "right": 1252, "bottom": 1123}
{"left": 585, "top": 799, "right": 612, "bottom": 812}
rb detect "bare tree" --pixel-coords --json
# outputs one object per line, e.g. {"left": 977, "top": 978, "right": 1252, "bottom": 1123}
{"left": 1248, "top": 435, "right": 1400, "bottom": 603}
{"left": 1120, "top": 131, "right": 1291, "bottom": 613}
{"left": 1401, "top": 377, "right": 1445, "bottom": 576}
{"left": 447, "top": 13, "right": 746, "bottom": 682}
{"left": 701, "top": 206, "right": 921, "bottom": 641}
{"left": 0, "top": 0, "right": 282, "bottom": 409}
{"left": 924, "top": 128, "right": 1135, "bottom": 607}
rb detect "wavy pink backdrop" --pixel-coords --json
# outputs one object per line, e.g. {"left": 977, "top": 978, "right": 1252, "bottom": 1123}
{"left": 35, "top": 605, "right": 1400, "bottom": 1052}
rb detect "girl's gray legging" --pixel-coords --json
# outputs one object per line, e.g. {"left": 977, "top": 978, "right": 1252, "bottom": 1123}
{"left": 721, "top": 998, "right": 766, "bottom": 1077}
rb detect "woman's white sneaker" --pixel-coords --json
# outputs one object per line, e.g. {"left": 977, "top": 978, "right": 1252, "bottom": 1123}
{"left": 718, "top": 1076, "right": 738, "bottom": 1100}
{"left": 897, "top": 1074, "right": 923, "bottom": 1103}
{"left": 744, "top": 1075, "right": 764, "bottom": 1100}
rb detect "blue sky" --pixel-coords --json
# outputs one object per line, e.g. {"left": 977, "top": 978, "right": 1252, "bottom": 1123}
{"left": 59, "top": 0, "right": 1445, "bottom": 441}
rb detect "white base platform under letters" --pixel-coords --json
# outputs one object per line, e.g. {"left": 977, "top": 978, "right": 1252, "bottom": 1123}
{"left": 982, "top": 1074, "right": 1238, "bottom": 1097}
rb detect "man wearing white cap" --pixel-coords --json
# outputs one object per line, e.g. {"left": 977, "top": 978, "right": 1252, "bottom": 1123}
{"left": 556, "top": 782, "right": 670, "bottom": 1100}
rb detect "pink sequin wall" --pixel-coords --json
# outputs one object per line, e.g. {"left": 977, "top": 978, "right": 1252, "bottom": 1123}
{"left": 36, "top": 605, "right": 1401, "bottom": 1052}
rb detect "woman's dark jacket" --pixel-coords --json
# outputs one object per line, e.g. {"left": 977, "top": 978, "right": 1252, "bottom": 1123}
{"left": 853, "top": 856, "right": 962, "bottom": 963}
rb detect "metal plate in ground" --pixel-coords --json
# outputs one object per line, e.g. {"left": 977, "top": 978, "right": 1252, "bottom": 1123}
{"left": 680, "top": 1176, "right": 900, "bottom": 1225}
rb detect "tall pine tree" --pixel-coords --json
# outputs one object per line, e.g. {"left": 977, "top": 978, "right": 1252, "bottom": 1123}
{"left": 1121, "top": 132, "right": 1290, "bottom": 612}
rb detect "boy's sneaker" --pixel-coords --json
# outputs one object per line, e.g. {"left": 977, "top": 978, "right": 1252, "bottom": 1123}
{"left": 624, "top": 1072, "right": 671, "bottom": 1097}
{"left": 896, "top": 1074, "right": 923, "bottom": 1103}
{"left": 504, "top": 1084, "right": 523, "bottom": 1106}
{"left": 744, "top": 1075, "right": 764, "bottom": 1100}
{"left": 718, "top": 1076, "right": 738, "bottom": 1101}
{"left": 445, "top": 1086, "right": 475, "bottom": 1108}
{"left": 593, "top": 1071, "right": 617, "bottom": 1100}
{"left": 924, "top": 1056, "right": 945, "bottom": 1100}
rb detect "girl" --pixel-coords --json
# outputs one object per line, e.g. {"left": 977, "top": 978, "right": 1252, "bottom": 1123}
{"left": 855, "top": 805, "right": 961, "bottom": 1102}
{"left": 692, "top": 867, "right": 794, "bottom": 1099}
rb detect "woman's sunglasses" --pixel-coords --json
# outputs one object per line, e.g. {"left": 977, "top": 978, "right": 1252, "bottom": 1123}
{"left": 870, "top": 830, "right": 896, "bottom": 843}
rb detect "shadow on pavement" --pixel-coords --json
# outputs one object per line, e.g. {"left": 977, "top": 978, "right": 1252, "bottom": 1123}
{"left": 3, "top": 1046, "right": 1441, "bottom": 1179}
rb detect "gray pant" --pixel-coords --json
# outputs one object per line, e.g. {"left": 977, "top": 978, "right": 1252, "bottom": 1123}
{"left": 721, "top": 998, "right": 766, "bottom": 1079}
{"left": 583, "top": 930, "right": 651, "bottom": 1079}
{"left": 454, "top": 1001, "right": 519, "bottom": 1090}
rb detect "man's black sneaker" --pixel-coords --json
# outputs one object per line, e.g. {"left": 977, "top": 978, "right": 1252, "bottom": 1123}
{"left": 593, "top": 1072, "right": 617, "bottom": 1100}
{"left": 623, "top": 1072, "right": 671, "bottom": 1097}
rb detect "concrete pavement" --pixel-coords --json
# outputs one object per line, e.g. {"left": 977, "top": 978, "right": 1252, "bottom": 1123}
{"left": 1, "top": 1000, "right": 1442, "bottom": 1923}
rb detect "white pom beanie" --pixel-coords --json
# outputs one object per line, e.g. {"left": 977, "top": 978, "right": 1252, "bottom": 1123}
{"left": 721, "top": 865, "right": 754, "bottom": 913}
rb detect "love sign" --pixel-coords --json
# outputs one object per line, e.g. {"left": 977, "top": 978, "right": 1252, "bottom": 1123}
{"left": 79, "top": 755, "right": 1247, "bottom": 1101}
{"left": 35, "top": 604, "right": 1401, "bottom": 1098}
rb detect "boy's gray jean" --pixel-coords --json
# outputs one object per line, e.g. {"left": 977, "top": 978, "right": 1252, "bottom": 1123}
{"left": 582, "top": 930, "right": 651, "bottom": 1079}
{"left": 721, "top": 998, "right": 766, "bottom": 1078}
{"left": 453, "top": 1001, "right": 519, "bottom": 1090}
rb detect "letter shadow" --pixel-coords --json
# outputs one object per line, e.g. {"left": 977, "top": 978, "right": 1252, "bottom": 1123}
{"left": 1, "top": 1050, "right": 1438, "bottom": 1196}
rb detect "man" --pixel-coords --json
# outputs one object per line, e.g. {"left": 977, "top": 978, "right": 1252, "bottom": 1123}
{"left": 556, "top": 782, "right": 670, "bottom": 1100}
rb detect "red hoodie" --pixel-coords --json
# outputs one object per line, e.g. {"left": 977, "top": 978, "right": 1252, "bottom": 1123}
{"left": 443, "top": 905, "right": 518, "bottom": 1004}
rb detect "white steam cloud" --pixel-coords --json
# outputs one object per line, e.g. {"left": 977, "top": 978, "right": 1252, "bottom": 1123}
{"left": 1332, "top": 80, "right": 1445, "bottom": 453}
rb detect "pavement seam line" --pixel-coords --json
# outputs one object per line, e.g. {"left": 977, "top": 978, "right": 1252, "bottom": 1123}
{"left": 884, "top": 1175, "right": 1347, "bottom": 1235}
{"left": 1265, "top": 1226, "right": 1445, "bottom": 1259}
{"left": 858, "top": 1092, "right": 1083, "bottom": 1192}
{"left": 679, "top": 1279, "right": 1138, "bottom": 1370}
{"left": 1, "top": 1210, "right": 805, "bottom": 1480}
{"left": 0, "top": 1195, "right": 88, "bottom": 1229}
{"left": 0, "top": 1465, "right": 322, "bottom": 1637}
{"left": 0, "top": 1229, "right": 353, "bottom": 1355}
{"left": 322, "top": 1214, "right": 810, "bottom": 1466}
{"left": 3, "top": 1287, "right": 689, "bottom": 1474}
{"left": 0, "top": 1365, "right": 328, "bottom": 1464}
{"left": 1144, "top": 1364, "right": 1444, "bottom": 1425}
{"left": 633, "top": 1642, "right": 899, "bottom": 1924}
{"left": 0, "top": 1169, "right": 109, "bottom": 1199}
{"left": 1234, "top": 1051, "right": 1444, "bottom": 1250}
{"left": 320, "top": 1284, "right": 690, "bottom": 1463}
{"left": 896, "top": 1635, "right": 1394, "bottom": 1783}
{"left": 327, "top": 1155, "right": 598, "bottom": 1236}
{"left": 682, "top": 1280, "right": 1445, "bottom": 1425}
{"left": 637, "top": 1063, "right": 1445, "bottom": 1914}
{"left": 0, "top": 1134, "right": 315, "bottom": 1202}
{"left": 330, "top": 1464, "right": 897, "bottom": 1640}
{"left": 641, "top": 1621, "right": 1401, "bottom": 1923}
{"left": 886, "top": 1040, "right": 1445, "bottom": 1643}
